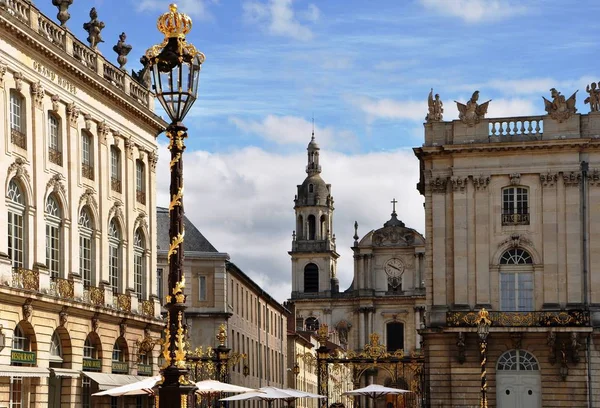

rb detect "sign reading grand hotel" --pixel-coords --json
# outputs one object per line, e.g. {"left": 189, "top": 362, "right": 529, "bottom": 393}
{"left": 11, "top": 350, "right": 36, "bottom": 364}
{"left": 83, "top": 358, "right": 101, "bottom": 371}
{"left": 32, "top": 60, "right": 77, "bottom": 95}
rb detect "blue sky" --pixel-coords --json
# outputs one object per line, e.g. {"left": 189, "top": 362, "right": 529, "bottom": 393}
{"left": 34, "top": 0, "right": 600, "bottom": 301}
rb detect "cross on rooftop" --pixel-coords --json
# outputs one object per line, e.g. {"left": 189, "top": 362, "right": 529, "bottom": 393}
{"left": 391, "top": 198, "right": 398, "bottom": 214}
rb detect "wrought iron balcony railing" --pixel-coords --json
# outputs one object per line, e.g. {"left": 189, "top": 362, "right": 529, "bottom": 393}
{"left": 111, "top": 177, "right": 122, "bottom": 193}
{"left": 48, "top": 147, "right": 62, "bottom": 166}
{"left": 140, "top": 299, "right": 155, "bottom": 317}
{"left": 446, "top": 310, "right": 590, "bottom": 328}
{"left": 114, "top": 293, "right": 132, "bottom": 313}
{"left": 136, "top": 190, "right": 146, "bottom": 205}
{"left": 11, "top": 128, "right": 26, "bottom": 149}
{"left": 12, "top": 268, "right": 39, "bottom": 291}
{"left": 49, "top": 277, "right": 74, "bottom": 299}
{"left": 81, "top": 163, "right": 94, "bottom": 180}
{"left": 83, "top": 285, "right": 105, "bottom": 306}
{"left": 502, "top": 213, "right": 530, "bottom": 226}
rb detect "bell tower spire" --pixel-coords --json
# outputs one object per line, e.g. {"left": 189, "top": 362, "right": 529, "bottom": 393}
{"left": 290, "top": 131, "right": 339, "bottom": 298}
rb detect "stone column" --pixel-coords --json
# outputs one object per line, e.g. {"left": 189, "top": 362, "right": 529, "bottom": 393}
{"left": 541, "top": 173, "right": 559, "bottom": 306}
{"left": 358, "top": 308, "right": 365, "bottom": 348}
{"left": 66, "top": 104, "right": 80, "bottom": 279}
{"left": 474, "top": 175, "right": 490, "bottom": 306}
{"left": 451, "top": 176, "right": 468, "bottom": 306}
{"left": 30, "top": 81, "right": 46, "bottom": 270}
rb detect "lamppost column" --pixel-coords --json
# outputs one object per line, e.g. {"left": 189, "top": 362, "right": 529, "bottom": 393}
{"left": 476, "top": 308, "right": 491, "bottom": 408}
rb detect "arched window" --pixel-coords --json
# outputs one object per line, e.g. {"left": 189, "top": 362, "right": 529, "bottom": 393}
{"left": 10, "top": 90, "right": 26, "bottom": 149}
{"left": 12, "top": 325, "right": 30, "bottom": 353}
{"left": 499, "top": 248, "right": 533, "bottom": 311}
{"left": 297, "top": 215, "right": 304, "bottom": 240}
{"left": 305, "top": 316, "right": 319, "bottom": 331}
{"left": 110, "top": 146, "right": 121, "bottom": 192}
{"left": 497, "top": 349, "right": 539, "bottom": 371}
{"left": 387, "top": 322, "right": 404, "bottom": 352}
{"left": 304, "top": 263, "right": 319, "bottom": 293}
{"left": 45, "top": 195, "right": 61, "bottom": 279}
{"left": 49, "top": 332, "right": 63, "bottom": 365}
{"left": 81, "top": 131, "right": 94, "bottom": 180}
{"left": 83, "top": 334, "right": 101, "bottom": 408}
{"left": 320, "top": 215, "right": 327, "bottom": 239}
{"left": 134, "top": 229, "right": 146, "bottom": 300}
{"left": 78, "top": 207, "right": 94, "bottom": 288}
{"left": 307, "top": 215, "right": 316, "bottom": 240}
{"left": 112, "top": 338, "right": 128, "bottom": 374}
{"left": 8, "top": 179, "right": 26, "bottom": 269}
{"left": 136, "top": 160, "right": 146, "bottom": 204}
{"left": 308, "top": 184, "right": 314, "bottom": 193}
{"left": 502, "top": 186, "right": 529, "bottom": 225}
{"left": 108, "top": 219, "right": 122, "bottom": 293}
{"left": 48, "top": 113, "right": 62, "bottom": 165}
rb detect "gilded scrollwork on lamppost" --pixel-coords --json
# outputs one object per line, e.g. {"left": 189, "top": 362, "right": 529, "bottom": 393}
{"left": 476, "top": 308, "right": 491, "bottom": 408}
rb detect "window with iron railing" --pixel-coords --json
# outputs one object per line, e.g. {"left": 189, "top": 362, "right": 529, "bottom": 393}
{"left": 502, "top": 186, "right": 529, "bottom": 225}
{"left": 110, "top": 146, "right": 121, "bottom": 192}
{"left": 48, "top": 113, "right": 62, "bottom": 165}
{"left": 136, "top": 160, "right": 146, "bottom": 204}
{"left": 81, "top": 132, "right": 94, "bottom": 180}
{"left": 10, "top": 90, "right": 26, "bottom": 150}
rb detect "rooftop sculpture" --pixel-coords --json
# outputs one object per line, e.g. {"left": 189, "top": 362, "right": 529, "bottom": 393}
{"left": 543, "top": 88, "right": 577, "bottom": 122}
{"left": 426, "top": 88, "right": 443, "bottom": 122}
{"left": 455, "top": 91, "right": 491, "bottom": 126}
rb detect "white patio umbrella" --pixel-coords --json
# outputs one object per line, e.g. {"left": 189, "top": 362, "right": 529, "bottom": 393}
{"left": 343, "top": 384, "right": 410, "bottom": 400}
{"left": 92, "top": 375, "right": 161, "bottom": 397}
{"left": 195, "top": 379, "right": 256, "bottom": 394}
{"left": 221, "top": 386, "right": 324, "bottom": 408}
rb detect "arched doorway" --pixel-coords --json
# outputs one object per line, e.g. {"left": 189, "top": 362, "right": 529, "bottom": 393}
{"left": 496, "top": 349, "right": 541, "bottom": 408}
{"left": 48, "top": 327, "right": 73, "bottom": 408}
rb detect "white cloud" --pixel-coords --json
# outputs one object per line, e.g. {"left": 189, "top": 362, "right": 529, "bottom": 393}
{"left": 243, "top": 0, "right": 319, "bottom": 41}
{"left": 156, "top": 145, "right": 423, "bottom": 303}
{"left": 436, "top": 97, "right": 537, "bottom": 120}
{"left": 136, "top": 0, "right": 218, "bottom": 19}
{"left": 348, "top": 96, "right": 427, "bottom": 122}
{"left": 419, "top": 0, "right": 528, "bottom": 23}
{"left": 229, "top": 115, "right": 358, "bottom": 149}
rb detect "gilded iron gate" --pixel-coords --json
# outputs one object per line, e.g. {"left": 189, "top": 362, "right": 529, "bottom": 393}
{"left": 314, "top": 325, "right": 426, "bottom": 408}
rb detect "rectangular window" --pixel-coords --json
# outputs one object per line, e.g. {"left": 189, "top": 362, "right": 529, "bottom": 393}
{"left": 10, "top": 93, "right": 22, "bottom": 132}
{"left": 134, "top": 253, "right": 144, "bottom": 300}
{"left": 502, "top": 187, "right": 529, "bottom": 225}
{"left": 81, "top": 134, "right": 94, "bottom": 180}
{"left": 136, "top": 161, "right": 146, "bottom": 204}
{"left": 8, "top": 211, "right": 24, "bottom": 268}
{"left": 10, "top": 377, "right": 23, "bottom": 408}
{"left": 111, "top": 396, "right": 118, "bottom": 408}
{"left": 111, "top": 148, "right": 121, "bottom": 193}
{"left": 46, "top": 224, "right": 60, "bottom": 279}
{"left": 198, "top": 276, "right": 207, "bottom": 301}
{"left": 157, "top": 268, "right": 164, "bottom": 301}
{"left": 109, "top": 245, "right": 119, "bottom": 293}
{"left": 500, "top": 272, "right": 534, "bottom": 311}
{"left": 48, "top": 115, "right": 62, "bottom": 165}
{"left": 80, "top": 235, "right": 92, "bottom": 287}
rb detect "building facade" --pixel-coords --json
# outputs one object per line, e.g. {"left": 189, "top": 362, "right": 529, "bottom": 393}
{"left": 0, "top": 2, "right": 164, "bottom": 407}
{"left": 415, "top": 90, "right": 600, "bottom": 407}
{"left": 156, "top": 208, "right": 289, "bottom": 391}
{"left": 289, "top": 134, "right": 426, "bottom": 403}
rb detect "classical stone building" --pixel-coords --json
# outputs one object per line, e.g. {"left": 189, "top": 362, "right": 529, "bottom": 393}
{"left": 288, "top": 134, "right": 426, "bottom": 405}
{"left": 156, "top": 208, "right": 290, "bottom": 391}
{"left": 415, "top": 90, "right": 600, "bottom": 407}
{"left": 0, "top": 2, "right": 164, "bottom": 407}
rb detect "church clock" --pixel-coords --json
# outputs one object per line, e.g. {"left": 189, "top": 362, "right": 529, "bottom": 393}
{"left": 384, "top": 257, "right": 404, "bottom": 289}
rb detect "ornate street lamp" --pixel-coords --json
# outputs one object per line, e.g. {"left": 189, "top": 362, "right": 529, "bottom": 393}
{"left": 293, "top": 362, "right": 300, "bottom": 389}
{"left": 145, "top": 4, "right": 205, "bottom": 408}
{"left": 476, "top": 308, "right": 491, "bottom": 408}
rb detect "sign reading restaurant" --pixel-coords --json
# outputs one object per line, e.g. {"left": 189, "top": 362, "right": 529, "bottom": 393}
{"left": 11, "top": 350, "right": 36, "bottom": 364}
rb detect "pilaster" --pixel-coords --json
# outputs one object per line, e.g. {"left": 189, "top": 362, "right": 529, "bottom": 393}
{"left": 451, "top": 176, "right": 468, "bottom": 306}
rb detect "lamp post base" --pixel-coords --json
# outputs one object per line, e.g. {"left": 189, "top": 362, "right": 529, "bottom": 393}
{"left": 158, "top": 366, "right": 197, "bottom": 408}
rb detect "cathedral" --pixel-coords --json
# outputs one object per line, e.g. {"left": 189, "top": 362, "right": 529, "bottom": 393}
{"left": 287, "top": 133, "right": 426, "bottom": 394}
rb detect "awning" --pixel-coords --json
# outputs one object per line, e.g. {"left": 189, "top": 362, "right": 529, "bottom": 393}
{"left": 0, "top": 365, "right": 50, "bottom": 378}
{"left": 50, "top": 368, "right": 81, "bottom": 378}
{"left": 83, "top": 372, "right": 150, "bottom": 391}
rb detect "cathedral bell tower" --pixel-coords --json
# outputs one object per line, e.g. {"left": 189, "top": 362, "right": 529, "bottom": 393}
{"left": 290, "top": 133, "right": 340, "bottom": 298}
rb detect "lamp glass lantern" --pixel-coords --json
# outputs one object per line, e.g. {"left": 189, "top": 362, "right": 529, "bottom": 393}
{"left": 292, "top": 363, "right": 300, "bottom": 376}
{"left": 477, "top": 320, "right": 490, "bottom": 341}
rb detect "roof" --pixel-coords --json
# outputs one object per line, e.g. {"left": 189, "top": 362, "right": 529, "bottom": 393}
{"left": 156, "top": 207, "right": 218, "bottom": 253}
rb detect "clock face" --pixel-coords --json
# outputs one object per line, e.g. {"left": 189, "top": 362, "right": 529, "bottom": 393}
{"left": 384, "top": 258, "right": 405, "bottom": 277}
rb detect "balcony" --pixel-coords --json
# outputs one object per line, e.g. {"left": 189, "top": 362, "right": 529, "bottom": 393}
{"left": 111, "top": 177, "right": 122, "bottom": 193}
{"left": 136, "top": 190, "right": 146, "bottom": 205}
{"left": 81, "top": 163, "right": 94, "bottom": 180}
{"left": 49, "top": 277, "right": 74, "bottom": 300}
{"left": 11, "top": 128, "right": 26, "bottom": 149}
{"left": 48, "top": 147, "right": 62, "bottom": 166}
{"left": 12, "top": 268, "right": 39, "bottom": 291}
{"left": 446, "top": 310, "right": 590, "bottom": 328}
{"left": 502, "top": 213, "right": 529, "bottom": 226}
{"left": 1, "top": 0, "right": 152, "bottom": 109}
{"left": 292, "top": 239, "right": 336, "bottom": 252}
{"left": 83, "top": 285, "right": 105, "bottom": 306}
{"left": 140, "top": 299, "right": 155, "bottom": 317}
{"left": 114, "top": 293, "right": 132, "bottom": 313}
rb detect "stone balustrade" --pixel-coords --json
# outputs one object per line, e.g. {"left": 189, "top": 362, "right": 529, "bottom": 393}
{"left": 489, "top": 116, "right": 544, "bottom": 138}
{"left": 1, "top": 0, "right": 152, "bottom": 109}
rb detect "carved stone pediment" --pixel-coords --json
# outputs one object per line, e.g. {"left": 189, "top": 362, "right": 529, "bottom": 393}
{"left": 79, "top": 189, "right": 98, "bottom": 211}
{"left": 499, "top": 233, "right": 533, "bottom": 249}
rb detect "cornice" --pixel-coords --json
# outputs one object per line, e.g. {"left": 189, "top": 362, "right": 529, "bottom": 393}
{"left": 0, "top": 15, "right": 167, "bottom": 133}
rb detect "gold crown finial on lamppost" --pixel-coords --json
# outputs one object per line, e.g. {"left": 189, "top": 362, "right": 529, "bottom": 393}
{"left": 156, "top": 3, "right": 193, "bottom": 39}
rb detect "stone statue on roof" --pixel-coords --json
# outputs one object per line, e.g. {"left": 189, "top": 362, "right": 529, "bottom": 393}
{"left": 83, "top": 7, "right": 105, "bottom": 51}
{"left": 426, "top": 88, "right": 443, "bottom": 122}
{"left": 455, "top": 90, "right": 491, "bottom": 126}
{"left": 543, "top": 88, "right": 577, "bottom": 122}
